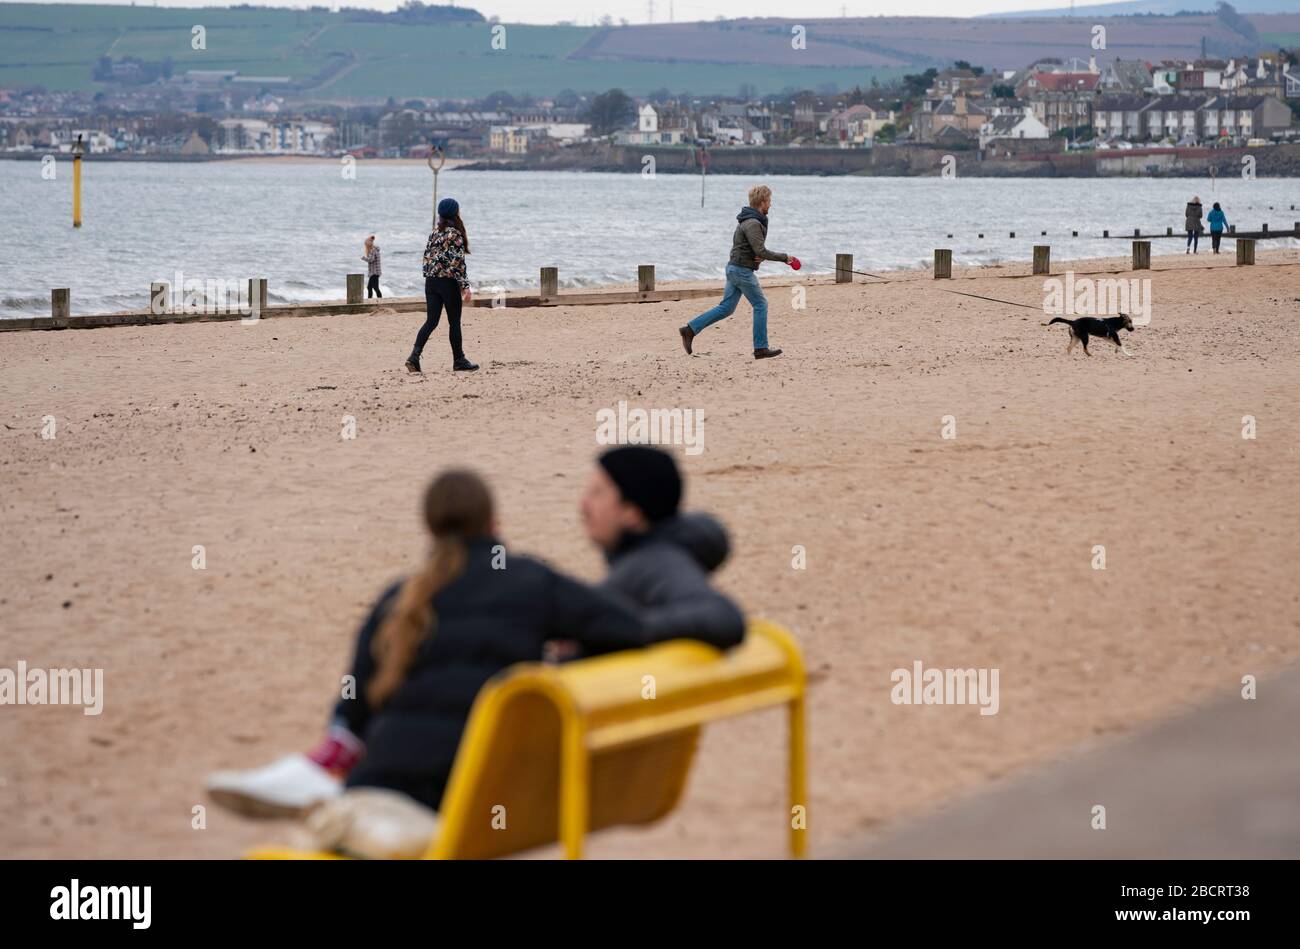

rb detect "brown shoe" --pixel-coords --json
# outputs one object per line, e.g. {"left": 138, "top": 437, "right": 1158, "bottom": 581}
{"left": 679, "top": 325, "right": 695, "bottom": 355}
{"left": 753, "top": 347, "right": 783, "bottom": 359}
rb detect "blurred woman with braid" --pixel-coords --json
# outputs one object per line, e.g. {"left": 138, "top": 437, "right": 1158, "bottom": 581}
{"left": 205, "top": 468, "right": 646, "bottom": 820}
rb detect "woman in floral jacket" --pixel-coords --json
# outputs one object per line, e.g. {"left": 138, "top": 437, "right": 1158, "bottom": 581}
{"left": 407, "top": 197, "right": 477, "bottom": 373}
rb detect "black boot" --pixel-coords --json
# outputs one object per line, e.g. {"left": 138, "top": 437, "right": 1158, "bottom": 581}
{"left": 405, "top": 347, "right": 423, "bottom": 373}
{"left": 453, "top": 356, "right": 479, "bottom": 372}
{"left": 679, "top": 325, "right": 695, "bottom": 355}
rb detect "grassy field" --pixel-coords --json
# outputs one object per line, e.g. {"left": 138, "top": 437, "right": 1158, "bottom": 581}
{"left": 5, "top": 4, "right": 1293, "bottom": 101}
{"left": 0, "top": 5, "right": 903, "bottom": 99}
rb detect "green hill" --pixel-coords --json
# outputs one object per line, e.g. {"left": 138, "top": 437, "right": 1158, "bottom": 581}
{"left": 0, "top": 4, "right": 905, "bottom": 99}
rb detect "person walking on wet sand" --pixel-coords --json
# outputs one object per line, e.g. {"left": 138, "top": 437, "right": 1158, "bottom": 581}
{"left": 679, "top": 184, "right": 800, "bottom": 361}
{"left": 1207, "top": 202, "right": 1228, "bottom": 254}
{"left": 363, "top": 235, "right": 382, "bottom": 299}
{"left": 407, "top": 197, "right": 477, "bottom": 374}
{"left": 1185, "top": 196, "right": 1204, "bottom": 254}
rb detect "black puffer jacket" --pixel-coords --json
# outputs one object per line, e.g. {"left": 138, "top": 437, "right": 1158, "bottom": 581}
{"left": 601, "top": 512, "right": 746, "bottom": 650}
{"left": 335, "top": 536, "right": 644, "bottom": 808}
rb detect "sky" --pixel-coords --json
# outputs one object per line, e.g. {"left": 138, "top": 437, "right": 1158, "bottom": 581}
{"left": 5, "top": 0, "right": 1087, "bottom": 25}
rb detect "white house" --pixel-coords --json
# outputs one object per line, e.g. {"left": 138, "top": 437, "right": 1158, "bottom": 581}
{"left": 979, "top": 112, "right": 1049, "bottom": 148}
{"left": 55, "top": 130, "right": 117, "bottom": 153}
{"left": 527, "top": 122, "right": 590, "bottom": 145}
{"left": 613, "top": 104, "right": 687, "bottom": 146}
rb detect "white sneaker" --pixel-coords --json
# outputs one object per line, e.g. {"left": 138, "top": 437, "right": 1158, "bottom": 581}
{"left": 206, "top": 753, "right": 343, "bottom": 819}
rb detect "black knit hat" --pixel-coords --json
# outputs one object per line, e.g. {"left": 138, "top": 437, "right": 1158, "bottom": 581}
{"left": 598, "top": 446, "right": 682, "bottom": 523}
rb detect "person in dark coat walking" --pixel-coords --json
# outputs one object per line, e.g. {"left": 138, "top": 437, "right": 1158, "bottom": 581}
{"left": 205, "top": 469, "right": 647, "bottom": 817}
{"left": 1185, "top": 196, "right": 1204, "bottom": 254}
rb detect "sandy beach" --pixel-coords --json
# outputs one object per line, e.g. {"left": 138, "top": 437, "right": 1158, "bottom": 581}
{"left": 1, "top": 250, "right": 1298, "bottom": 859}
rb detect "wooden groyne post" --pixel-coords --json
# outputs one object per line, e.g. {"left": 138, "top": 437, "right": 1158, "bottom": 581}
{"left": 835, "top": 254, "right": 853, "bottom": 284}
{"left": 933, "top": 249, "right": 952, "bottom": 280}
{"left": 249, "top": 278, "right": 268, "bottom": 314}
{"left": 638, "top": 265, "right": 655, "bottom": 293}
{"left": 1236, "top": 239, "right": 1256, "bottom": 266}
{"left": 51, "top": 288, "right": 70, "bottom": 328}
{"left": 1132, "top": 241, "right": 1151, "bottom": 271}
{"left": 540, "top": 267, "right": 558, "bottom": 299}
{"left": 346, "top": 273, "right": 364, "bottom": 305}
{"left": 1032, "top": 245, "right": 1050, "bottom": 276}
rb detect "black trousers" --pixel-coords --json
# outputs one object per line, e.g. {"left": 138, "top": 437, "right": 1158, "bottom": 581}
{"left": 1211, "top": 232, "right": 1222, "bottom": 253}
{"left": 367, "top": 274, "right": 381, "bottom": 298}
{"left": 417, "top": 276, "right": 464, "bottom": 359}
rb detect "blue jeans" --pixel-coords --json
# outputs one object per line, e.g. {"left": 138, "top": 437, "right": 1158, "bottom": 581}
{"left": 688, "top": 264, "right": 768, "bottom": 350}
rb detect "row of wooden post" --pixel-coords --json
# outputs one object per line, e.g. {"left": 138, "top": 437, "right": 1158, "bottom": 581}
{"left": 927, "top": 239, "right": 1256, "bottom": 278}
{"left": 947, "top": 223, "right": 1298, "bottom": 239}
{"left": 49, "top": 277, "right": 270, "bottom": 323}
{"left": 40, "top": 236, "right": 1277, "bottom": 320}
{"left": 927, "top": 239, "right": 1255, "bottom": 278}
{"left": 539, "top": 265, "right": 655, "bottom": 299}
{"left": 830, "top": 243, "right": 1213, "bottom": 281}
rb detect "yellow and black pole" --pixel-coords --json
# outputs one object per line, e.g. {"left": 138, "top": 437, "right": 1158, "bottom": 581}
{"left": 72, "top": 134, "right": 84, "bottom": 228}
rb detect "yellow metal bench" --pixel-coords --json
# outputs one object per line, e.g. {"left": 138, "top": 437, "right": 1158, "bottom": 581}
{"left": 251, "top": 618, "right": 806, "bottom": 860}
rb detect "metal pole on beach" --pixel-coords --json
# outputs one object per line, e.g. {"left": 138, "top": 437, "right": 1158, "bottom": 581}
{"left": 428, "top": 145, "right": 446, "bottom": 227}
{"left": 72, "top": 134, "right": 84, "bottom": 228}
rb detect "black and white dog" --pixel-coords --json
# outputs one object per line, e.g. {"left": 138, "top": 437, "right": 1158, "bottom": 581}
{"left": 1045, "top": 314, "right": 1135, "bottom": 357}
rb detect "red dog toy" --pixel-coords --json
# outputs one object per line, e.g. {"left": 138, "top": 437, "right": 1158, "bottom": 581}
{"left": 788, "top": 256, "right": 802, "bottom": 270}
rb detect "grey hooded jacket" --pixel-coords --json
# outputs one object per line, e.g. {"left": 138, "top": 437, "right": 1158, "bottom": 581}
{"left": 602, "top": 512, "right": 746, "bottom": 650}
{"left": 730, "top": 206, "right": 789, "bottom": 270}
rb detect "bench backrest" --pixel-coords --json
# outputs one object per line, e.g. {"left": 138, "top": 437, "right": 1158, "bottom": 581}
{"left": 428, "top": 619, "right": 805, "bottom": 859}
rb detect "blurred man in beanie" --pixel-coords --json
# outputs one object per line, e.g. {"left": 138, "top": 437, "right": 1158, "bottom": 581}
{"left": 580, "top": 446, "right": 745, "bottom": 649}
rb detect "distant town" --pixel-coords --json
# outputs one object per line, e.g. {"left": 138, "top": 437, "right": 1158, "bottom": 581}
{"left": 2, "top": 49, "right": 1297, "bottom": 170}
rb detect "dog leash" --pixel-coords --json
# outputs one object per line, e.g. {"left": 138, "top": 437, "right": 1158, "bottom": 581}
{"left": 808, "top": 260, "right": 1042, "bottom": 310}
{"left": 814, "top": 262, "right": 1041, "bottom": 306}
{"left": 802, "top": 260, "right": 891, "bottom": 280}
{"left": 935, "top": 288, "right": 1042, "bottom": 311}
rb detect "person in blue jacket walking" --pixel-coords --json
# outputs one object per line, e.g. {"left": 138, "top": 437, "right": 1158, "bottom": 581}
{"left": 1207, "top": 202, "right": 1228, "bottom": 255}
